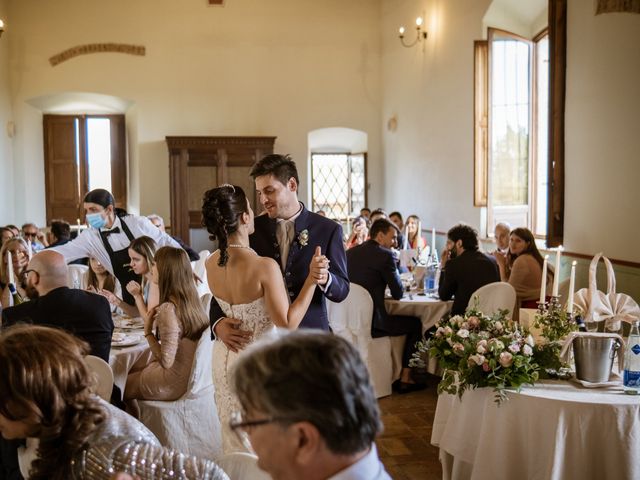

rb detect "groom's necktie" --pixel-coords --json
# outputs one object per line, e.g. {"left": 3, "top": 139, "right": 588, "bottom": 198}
{"left": 278, "top": 220, "right": 294, "bottom": 271}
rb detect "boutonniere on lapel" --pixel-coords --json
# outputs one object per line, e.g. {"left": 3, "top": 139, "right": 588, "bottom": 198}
{"left": 297, "top": 229, "right": 309, "bottom": 247}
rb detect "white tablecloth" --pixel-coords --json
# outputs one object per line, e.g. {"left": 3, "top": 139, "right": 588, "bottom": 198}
{"left": 109, "top": 336, "right": 151, "bottom": 393}
{"left": 431, "top": 380, "right": 640, "bottom": 480}
{"left": 385, "top": 294, "right": 452, "bottom": 333}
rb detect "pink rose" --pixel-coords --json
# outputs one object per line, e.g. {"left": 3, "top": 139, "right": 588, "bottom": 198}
{"left": 453, "top": 342, "right": 465, "bottom": 354}
{"left": 468, "top": 316, "right": 480, "bottom": 328}
{"left": 482, "top": 361, "right": 491, "bottom": 372}
{"left": 499, "top": 351, "right": 513, "bottom": 368}
{"left": 508, "top": 343, "right": 521, "bottom": 354}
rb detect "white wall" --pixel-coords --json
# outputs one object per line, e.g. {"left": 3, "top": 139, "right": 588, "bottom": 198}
{"left": 381, "top": 0, "right": 491, "bottom": 233}
{"left": 0, "top": 0, "right": 13, "bottom": 224}
{"left": 564, "top": 0, "right": 640, "bottom": 263}
{"left": 6, "top": 0, "right": 383, "bottom": 225}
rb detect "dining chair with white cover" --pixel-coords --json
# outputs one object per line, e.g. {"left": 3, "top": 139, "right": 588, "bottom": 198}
{"left": 215, "top": 453, "right": 270, "bottom": 480}
{"left": 138, "top": 328, "right": 222, "bottom": 459}
{"left": 201, "top": 291, "right": 213, "bottom": 317}
{"left": 67, "top": 264, "right": 89, "bottom": 289}
{"left": 327, "top": 283, "right": 393, "bottom": 398}
{"left": 84, "top": 355, "right": 114, "bottom": 402}
{"left": 193, "top": 251, "right": 211, "bottom": 298}
{"left": 467, "top": 281, "right": 517, "bottom": 316}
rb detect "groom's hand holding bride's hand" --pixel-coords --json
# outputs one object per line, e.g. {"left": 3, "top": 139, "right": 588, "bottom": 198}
{"left": 310, "top": 246, "right": 330, "bottom": 285}
{"left": 215, "top": 318, "right": 252, "bottom": 353}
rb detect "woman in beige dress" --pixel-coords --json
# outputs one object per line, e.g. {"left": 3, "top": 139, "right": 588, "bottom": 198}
{"left": 494, "top": 227, "right": 553, "bottom": 315}
{"left": 124, "top": 246, "right": 208, "bottom": 402}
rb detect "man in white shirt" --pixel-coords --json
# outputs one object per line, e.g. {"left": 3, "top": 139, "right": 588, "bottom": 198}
{"left": 51, "top": 189, "right": 178, "bottom": 305}
{"left": 230, "top": 331, "right": 391, "bottom": 480}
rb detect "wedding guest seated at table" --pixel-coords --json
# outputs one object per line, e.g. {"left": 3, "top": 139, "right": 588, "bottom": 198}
{"left": 1, "top": 250, "right": 113, "bottom": 361}
{"left": 0, "top": 227, "right": 14, "bottom": 248}
{"left": 0, "top": 238, "right": 30, "bottom": 309}
{"left": 405, "top": 215, "right": 427, "bottom": 251}
{"left": 147, "top": 213, "right": 200, "bottom": 262}
{"left": 345, "top": 215, "right": 369, "bottom": 249}
{"left": 347, "top": 218, "right": 424, "bottom": 393}
{"left": 5, "top": 225, "right": 20, "bottom": 238}
{"left": 493, "top": 221, "right": 511, "bottom": 254}
{"left": 438, "top": 224, "right": 500, "bottom": 315}
{"left": 46, "top": 220, "right": 88, "bottom": 266}
{"left": 124, "top": 246, "right": 208, "bottom": 404}
{"left": 494, "top": 227, "right": 552, "bottom": 311}
{"left": 101, "top": 236, "right": 158, "bottom": 318}
{"left": 360, "top": 207, "right": 371, "bottom": 220}
{"left": 21, "top": 223, "right": 47, "bottom": 252}
{"left": 0, "top": 324, "right": 228, "bottom": 480}
{"left": 230, "top": 330, "right": 391, "bottom": 479}
{"left": 85, "top": 256, "right": 123, "bottom": 314}
{"left": 389, "top": 211, "right": 405, "bottom": 251}
{"left": 369, "top": 208, "right": 387, "bottom": 225}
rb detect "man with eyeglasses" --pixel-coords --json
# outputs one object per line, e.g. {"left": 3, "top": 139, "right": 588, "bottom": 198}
{"left": 21, "top": 222, "right": 48, "bottom": 252}
{"left": 1, "top": 250, "right": 112, "bottom": 361}
{"left": 229, "top": 331, "right": 391, "bottom": 480}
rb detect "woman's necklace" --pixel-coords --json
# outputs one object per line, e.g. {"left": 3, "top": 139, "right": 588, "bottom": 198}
{"left": 227, "top": 244, "right": 256, "bottom": 254}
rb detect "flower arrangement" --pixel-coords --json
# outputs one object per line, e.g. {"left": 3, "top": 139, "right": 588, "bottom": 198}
{"left": 411, "top": 307, "right": 539, "bottom": 404}
{"left": 531, "top": 302, "right": 578, "bottom": 375}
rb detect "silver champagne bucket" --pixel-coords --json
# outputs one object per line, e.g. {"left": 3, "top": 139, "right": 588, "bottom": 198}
{"left": 573, "top": 336, "right": 623, "bottom": 383}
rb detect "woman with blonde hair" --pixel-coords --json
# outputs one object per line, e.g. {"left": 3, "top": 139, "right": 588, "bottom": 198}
{"left": 0, "top": 324, "right": 227, "bottom": 479}
{"left": 0, "top": 237, "right": 30, "bottom": 308}
{"left": 124, "top": 246, "right": 209, "bottom": 403}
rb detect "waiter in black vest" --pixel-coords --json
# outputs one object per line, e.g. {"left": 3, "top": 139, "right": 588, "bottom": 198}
{"left": 51, "top": 189, "right": 179, "bottom": 306}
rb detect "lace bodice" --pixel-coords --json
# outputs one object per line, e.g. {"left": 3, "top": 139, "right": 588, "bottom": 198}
{"left": 213, "top": 296, "right": 274, "bottom": 341}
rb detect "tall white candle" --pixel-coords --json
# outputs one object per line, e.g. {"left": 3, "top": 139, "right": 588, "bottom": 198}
{"left": 552, "top": 246, "right": 563, "bottom": 297}
{"left": 346, "top": 216, "right": 351, "bottom": 237}
{"left": 567, "top": 261, "right": 577, "bottom": 315}
{"left": 6, "top": 250, "right": 15, "bottom": 286}
{"left": 403, "top": 226, "right": 409, "bottom": 250}
{"left": 431, "top": 228, "right": 436, "bottom": 252}
{"left": 27, "top": 240, "right": 33, "bottom": 260}
{"left": 540, "top": 255, "right": 548, "bottom": 304}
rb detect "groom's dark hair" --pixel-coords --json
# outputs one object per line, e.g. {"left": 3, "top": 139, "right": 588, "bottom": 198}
{"left": 250, "top": 154, "right": 299, "bottom": 187}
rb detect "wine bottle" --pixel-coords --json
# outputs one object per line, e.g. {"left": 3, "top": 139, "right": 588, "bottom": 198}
{"left": 575, "top": 314, "right": 587, "bottom": 332}
{"left": 8, "top": 283, "right": 23, "bottom": 306}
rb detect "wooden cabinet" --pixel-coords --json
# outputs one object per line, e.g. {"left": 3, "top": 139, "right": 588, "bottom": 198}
{"left": 165, "top": 136, "right": 276, "bottom": 241}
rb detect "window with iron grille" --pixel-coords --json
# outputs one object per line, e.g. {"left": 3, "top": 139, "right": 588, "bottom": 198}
{"left": 311, "top": 153, "right": 366, "bottom": 220}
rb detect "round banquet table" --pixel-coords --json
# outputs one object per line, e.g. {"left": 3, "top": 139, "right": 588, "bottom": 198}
{"left": 384, "top": 293, "right": 452, "bottom": 334}
{"left": 109, "top": 335, "right": 152, "bottom": 393}
{"left": 431, "top": 380, "right": 640, "bottom": 480}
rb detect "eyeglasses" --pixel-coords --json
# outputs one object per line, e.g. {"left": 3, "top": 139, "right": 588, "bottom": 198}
{"left": 23, "top": 232, "right": 38, "bottom": 238}
{"left": 229, "top": 411, "right": 292, "bottom": 452}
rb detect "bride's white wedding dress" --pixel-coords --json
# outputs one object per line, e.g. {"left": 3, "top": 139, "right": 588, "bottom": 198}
{"left": 212, "top": 295, "right": 276, "bottom": 454}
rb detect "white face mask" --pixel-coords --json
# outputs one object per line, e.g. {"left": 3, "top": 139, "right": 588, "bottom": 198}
{"left": 86, "top": 212, "right": 107, "bottom": 229}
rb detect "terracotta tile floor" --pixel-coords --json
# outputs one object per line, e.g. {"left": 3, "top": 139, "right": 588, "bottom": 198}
{"left": 376, "top": 375, "right": 442, "bottom": 480}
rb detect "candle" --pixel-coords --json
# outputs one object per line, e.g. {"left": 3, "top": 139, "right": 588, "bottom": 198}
{"left": 432, "top": 228, "right": 436, "bottom": 253}
{"left": 540, "top": 255, "right": 548, "bottom": 304}
{"left": 346, "top": 215, "right": 351, "bottom": 237}
{"left": 27, "top": 240, "right": 33, "bottom": 260}
{"left": 567, "top": 261, "right": 577, "bottom": 315}
{"left": 403, "top": 226, "right": 409, "bottom": 250}
{"left": 76, "top": 218, "right": 81, "bottom": 226}
{"left": 6, "top": 250, "right": 15, "bottom": 286}
{"left": 552, "top": 246, "right": 563, "bottom": 297}
{"left": 418, "top": 221, "right": 422, "bottom": 248}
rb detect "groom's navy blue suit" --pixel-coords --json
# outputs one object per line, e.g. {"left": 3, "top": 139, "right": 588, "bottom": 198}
{"left": 210, "top": 204, "right": 349, "bottom": 330}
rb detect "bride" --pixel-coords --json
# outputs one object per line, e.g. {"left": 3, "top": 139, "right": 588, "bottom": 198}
{"left": 202, "top": 184, "right": 324, "bottom": 453}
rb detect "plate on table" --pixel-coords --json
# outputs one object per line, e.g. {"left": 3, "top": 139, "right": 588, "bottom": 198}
{"left": 113, "top": 317, "right": 144, "bottom": 330}
{"left": 111, "top": 333, "right": 144, "bottom": 347}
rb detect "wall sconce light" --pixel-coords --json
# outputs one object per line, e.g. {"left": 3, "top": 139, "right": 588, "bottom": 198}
{"left": 0, "top": 19, "right": 4, "bottom": 38}
{"left": 398, "top": 17, "right": 427, "bottom": 48}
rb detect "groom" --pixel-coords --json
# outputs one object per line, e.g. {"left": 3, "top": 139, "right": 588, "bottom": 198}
{"left": 210, "top": 154, "right": 350, "bottom": 351}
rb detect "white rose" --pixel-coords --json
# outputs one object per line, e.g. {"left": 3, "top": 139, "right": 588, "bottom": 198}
{"left": 508, "top": 343, "right": 521, "bottom": 353}
{"left": 495, "top": 321, "right": 504, "bottom": 332}
{"left": 461, "top": 321, "right": 469, "bottom": 330}
{"left": 477, "top": 344, "right": 486, "bottom": 354}
{"left": 525, "top": 335, "right": 535, "bottom": 347}
{"left": 444, "top": 326, "right": 453, "bottom": 335}
{"left": 499, "top": 351, "right": 513, "bottom": 368}
{"left": 457, "top": 328, "right": 470, "bottom": 339}
{"left": 523, "top": 344, "right": 533, "bottom": 356}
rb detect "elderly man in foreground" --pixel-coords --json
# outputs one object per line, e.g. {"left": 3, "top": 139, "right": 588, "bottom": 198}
{"left": 230, "top": 330, "right": 391, "bottom": 480}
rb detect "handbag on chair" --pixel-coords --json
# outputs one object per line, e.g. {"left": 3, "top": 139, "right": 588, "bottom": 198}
{"left": 573, "top": 252, "right": 640, "bottom": 332}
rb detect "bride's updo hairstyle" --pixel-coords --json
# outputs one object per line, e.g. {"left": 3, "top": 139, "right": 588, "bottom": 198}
{"left": 202, "top": 185, "right": 249, "bottom": 267}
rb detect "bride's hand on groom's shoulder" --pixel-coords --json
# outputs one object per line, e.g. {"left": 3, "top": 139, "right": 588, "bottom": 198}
{"left": 215, "top": 317, "right": 252, "bottom": 352}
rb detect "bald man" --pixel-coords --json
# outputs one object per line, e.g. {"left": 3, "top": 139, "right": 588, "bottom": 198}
{"left": 1, "top": 250, "right": 113, "bottom": 361}
{"left": 494, "top": 222, "right": 511, "bottom": 254}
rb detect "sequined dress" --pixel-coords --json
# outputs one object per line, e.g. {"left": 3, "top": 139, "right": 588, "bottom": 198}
{"left": 212, "top": 296, "right": 276, "bottom": 454}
